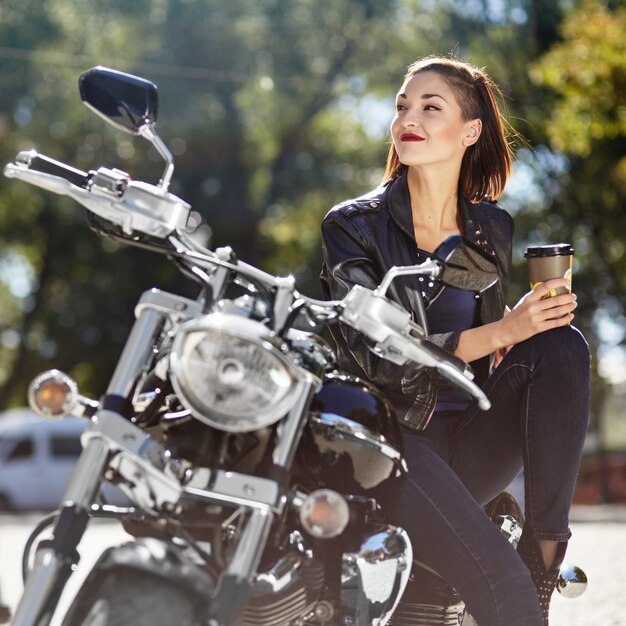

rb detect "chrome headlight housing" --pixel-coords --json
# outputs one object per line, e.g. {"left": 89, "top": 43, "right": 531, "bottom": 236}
{"left": 170, "top": 313, "right": 301, "bottom": 432}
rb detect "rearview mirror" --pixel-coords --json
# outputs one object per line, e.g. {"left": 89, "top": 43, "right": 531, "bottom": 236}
{"left": 79, "top": 66, "right": 175, "bottom": 190}
{"left": 376, "top": 234, "right": 498, "bottom": 299}
{"left": 434, "top": 235, "right": 498, "bottom": 293}
{"left": 78, "top": 66, "right": 159, "bottom": 134}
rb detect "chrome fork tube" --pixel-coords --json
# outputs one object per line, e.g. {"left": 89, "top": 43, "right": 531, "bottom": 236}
{"left": 11, "top": 438, "right": 110, "bottom": 626}
{"left": 12, "top": 295, "right": 169, "bottom": 626}
{"left": 61, "top": 436, "right": 110, "bottom": 506}
{"left": 227, "top": 509, "right": 273, "bottom": 577}
{"left": 272, "top": 379, "right": 318, "bottom": 468}
{"left": 206, "top": 509, "right": 273, "bottom": 626}
{"left": 106, "top": 306, "right": 162, "bottom": 397}
{"left": 207, "top": 379, "right": 318, "bottom": 626}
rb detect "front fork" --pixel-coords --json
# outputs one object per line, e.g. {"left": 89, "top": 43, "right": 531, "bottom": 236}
{"left": 206, "top": 379, "right": 318, "bottom": 626}
{"left": 11, "top": 289, "right": 198, "bottom": 626}
{"left": 11, "top": 439, "right": 110, "bottom": 626}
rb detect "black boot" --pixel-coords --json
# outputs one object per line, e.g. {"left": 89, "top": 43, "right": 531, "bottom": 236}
{"left": 517, "top": 524, "right": 566, "bottom": 625}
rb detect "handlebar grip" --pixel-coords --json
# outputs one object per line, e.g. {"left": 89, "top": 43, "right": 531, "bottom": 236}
{"left": 17, "top": 151, "right": 90, "bottom": 188}
{"left": 418, "top": 338, "right": 473, "bottom": 378}
{"left": 417, "top": 338, "right": 491, "bottom": 409}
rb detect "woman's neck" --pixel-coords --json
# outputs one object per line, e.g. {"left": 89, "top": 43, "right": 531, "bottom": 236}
{"left": 406, "top": 165, "right": 462, "bottom": 251}
{"left": 407, "top": 166, "right": 460, "bottom": 229}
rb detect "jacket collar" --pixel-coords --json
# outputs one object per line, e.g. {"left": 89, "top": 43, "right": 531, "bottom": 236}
{"left": 386, "top": 172, "right": 415, "bottom": 243}
{"left": 385, "top": 171, "right": 495, "bottom": 257}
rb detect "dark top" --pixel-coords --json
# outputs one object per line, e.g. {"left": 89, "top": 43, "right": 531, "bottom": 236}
{"left": 414, "top": 245, "right": 480, "bottom": 413}
{"left": 427, "top": 285, "right": 480, "bottom": 412}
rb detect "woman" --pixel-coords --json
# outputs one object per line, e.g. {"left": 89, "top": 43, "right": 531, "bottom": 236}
{"left": 320, "top": 56, "right": 590, "bottom": 625}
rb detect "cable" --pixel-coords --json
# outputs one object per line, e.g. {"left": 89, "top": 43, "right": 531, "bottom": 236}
{"left": 21, "top": 511, "right": 58, "bottom": 583}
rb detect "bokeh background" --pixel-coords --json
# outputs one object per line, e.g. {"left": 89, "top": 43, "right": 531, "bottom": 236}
{"left": 0, "top": 0, "right": 625, "bottom": 500}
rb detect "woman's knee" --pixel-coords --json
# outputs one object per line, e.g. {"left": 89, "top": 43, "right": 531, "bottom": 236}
{"left": 556, "top": 324, "right": 589, "bottom": 356}
{"left": 525, "top": 325, "right": 590, "bottom": 369}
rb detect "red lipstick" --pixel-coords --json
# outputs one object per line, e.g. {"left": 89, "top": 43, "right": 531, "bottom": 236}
{"left": 400, "top": 133, "right": 425, "bottom": 142}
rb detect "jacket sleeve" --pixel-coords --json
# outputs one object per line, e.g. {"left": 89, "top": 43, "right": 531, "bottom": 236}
{"left": 320, "top": 211, "right": 432, "bottom": 402}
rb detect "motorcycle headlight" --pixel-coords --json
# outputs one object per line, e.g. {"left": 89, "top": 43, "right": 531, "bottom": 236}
{"left": 170, "top": 313, "right": 300, "bottom": 432}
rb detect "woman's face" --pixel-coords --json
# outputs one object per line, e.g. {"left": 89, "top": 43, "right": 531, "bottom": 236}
{"left": 390, "top": 71, "right": 481, "bottom": 170}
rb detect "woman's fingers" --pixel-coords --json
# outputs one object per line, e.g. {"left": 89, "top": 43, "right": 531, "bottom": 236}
{"left": 506, "top": 281, "right": 577, "bottom": 344}
{"left": 526, "top": 296, "right": 575, "bottom": 325}
{"left": 522, "top": 278, "right": 577, "bottom": 317}
{"left": 534, "top": 292, "right": 577, "bottom": 313}
{"left": 526, "top": 277, "right": 570, "bottom": 301}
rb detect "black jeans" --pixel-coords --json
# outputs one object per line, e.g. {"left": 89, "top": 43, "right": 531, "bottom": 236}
{"left": 374, "top": 326, "right": 590, "bottom": 626}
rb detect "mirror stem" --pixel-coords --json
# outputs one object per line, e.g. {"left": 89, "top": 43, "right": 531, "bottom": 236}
{"left": 374, "top": 261, "right": 441, "bottom": 298}
{"left": 414, "top": 287, "right": 429, "bottom": 335}
{"left": 374, "top": 261, "right": 440, "bottom": 334}
{"left": 139, "top": 124, "right": 174, "bottom": 191}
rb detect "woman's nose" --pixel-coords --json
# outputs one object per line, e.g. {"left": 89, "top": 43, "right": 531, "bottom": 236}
{"left": 401, "top": 111, "right": 419, "bottom": 128}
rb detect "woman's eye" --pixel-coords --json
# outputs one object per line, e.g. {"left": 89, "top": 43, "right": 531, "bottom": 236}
{"left": 395, "top": 104, "right": 406, "bottom": 111}
{"left": 424, "top": 104, "right": 441, "bottom": 111}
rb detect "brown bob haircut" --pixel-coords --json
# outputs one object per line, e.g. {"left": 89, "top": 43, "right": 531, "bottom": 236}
{"left": 382, "top": 56, "right": 515, "bottom": 203}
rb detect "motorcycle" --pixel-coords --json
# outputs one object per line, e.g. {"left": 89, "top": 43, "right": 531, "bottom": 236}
{"left": 3, "top": 67, "right": 586, "bottom": 626}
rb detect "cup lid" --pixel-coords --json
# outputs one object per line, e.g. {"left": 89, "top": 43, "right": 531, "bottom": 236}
{"left": 524, "top": 243, "right": 574, "bottom": 258}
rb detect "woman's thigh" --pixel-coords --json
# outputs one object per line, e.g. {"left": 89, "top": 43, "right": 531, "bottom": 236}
{"left": 447, "top": 326, "right": 590, "bottom": 508}
{"left": 447, "top": 362, "right": 526, "bottom": 506}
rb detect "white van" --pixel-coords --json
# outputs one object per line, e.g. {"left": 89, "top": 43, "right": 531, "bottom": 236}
{"left": 0, "top": 408, "right": 99, "bottom": 511}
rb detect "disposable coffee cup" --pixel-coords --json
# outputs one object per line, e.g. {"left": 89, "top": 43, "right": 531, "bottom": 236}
{"left": 524, "top": 243, "right": 574, "bottom": 297}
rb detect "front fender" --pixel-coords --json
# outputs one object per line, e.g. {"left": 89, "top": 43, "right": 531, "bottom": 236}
{"left": 78, "top": 537, "right": 214, "bottom": 597}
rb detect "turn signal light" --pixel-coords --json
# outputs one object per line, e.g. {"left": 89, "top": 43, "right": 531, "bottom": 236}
{"left": 299, "top": 489, "right": 349, "bottom": 539}
{"left": 28, "top": 369, "right": 78, "bottom": 419}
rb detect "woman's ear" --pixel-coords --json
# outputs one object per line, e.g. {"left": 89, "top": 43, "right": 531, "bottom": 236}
{"left": 463, "top": 119, "right": 482, "bottom": 146}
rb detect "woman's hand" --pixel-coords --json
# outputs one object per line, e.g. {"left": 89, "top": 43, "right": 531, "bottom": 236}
{"left": 496, "top": 278, "right": 577, "bottom": 348}
{"left": 455, "top": 279, "right": 577, "bottom": 364}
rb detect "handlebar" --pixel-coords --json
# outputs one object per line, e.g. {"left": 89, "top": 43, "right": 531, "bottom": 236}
{"left": 4, "top": 149, "right": 490, "bottom": 411}
{"left": 403, "top": 337, "right": 491, "bottom": 410}
{"left": 5, "top": 150, "right": 190, "bottom": 238}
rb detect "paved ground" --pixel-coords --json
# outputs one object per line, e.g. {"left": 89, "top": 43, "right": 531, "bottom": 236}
{"left": 1, "top": 506, "right": 625, "bottom": 625}
{"left": 550, "top": 509, "right": 626, "bottom": 626}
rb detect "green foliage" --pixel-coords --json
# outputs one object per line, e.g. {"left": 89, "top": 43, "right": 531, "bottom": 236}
{"left": 528, "top": 0, "right": 626, "bottom": 309}
{"left": 521, "top": 0, "right": 626, "bottom": 424}
{"left": 0, "top": 1, "right": 172, "bottom": 405}
{"left": 530, "top": 1, "right": 626, "bottom": 157}
{"left": 0, "top": 0, "right": 418, "bottom": 405}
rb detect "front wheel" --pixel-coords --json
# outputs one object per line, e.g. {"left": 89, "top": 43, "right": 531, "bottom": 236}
{"left": 63, "top": 568, "right": 201, "bottom": 626}
{"left": 62, "top": 539, "right": 213, "bottom": 626}
{"left": 62, "top": 568, "right": 205, "bottom": 626}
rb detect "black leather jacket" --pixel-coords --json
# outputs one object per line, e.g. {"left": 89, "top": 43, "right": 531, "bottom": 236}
{"left": 320, "top": 172, "right": 514, "bottom": 431}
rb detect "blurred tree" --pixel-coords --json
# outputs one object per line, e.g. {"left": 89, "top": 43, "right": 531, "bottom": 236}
{"left": 528, "top": 0, "right": 626, "bottom": 427}
{"left": 0, "top": 0, "right": 621, "bottom": 419}
{"left": 0, "top": 0, "right": 173, "bottom": 406}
